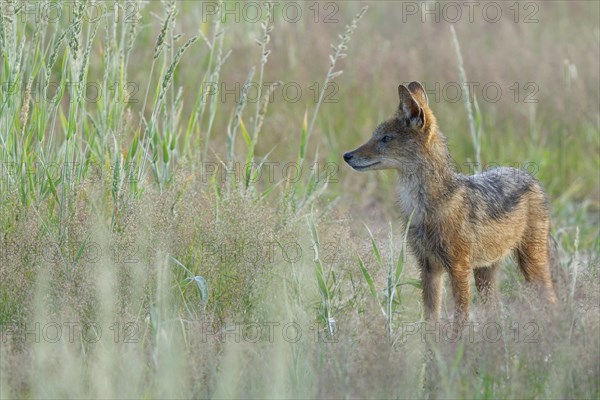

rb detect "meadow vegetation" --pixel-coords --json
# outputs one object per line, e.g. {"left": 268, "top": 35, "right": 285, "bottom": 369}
{"left": 0, "top": 1, "right": 598, "bottom": 398}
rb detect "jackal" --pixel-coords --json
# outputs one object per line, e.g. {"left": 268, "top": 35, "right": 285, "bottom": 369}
{"left": 344, "top": 81, "right": 557, "bottom": 324}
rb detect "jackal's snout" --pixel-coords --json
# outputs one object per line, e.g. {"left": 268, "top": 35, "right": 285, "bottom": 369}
{"left": 343, "top": 146, "right": 382, "bottom": 171}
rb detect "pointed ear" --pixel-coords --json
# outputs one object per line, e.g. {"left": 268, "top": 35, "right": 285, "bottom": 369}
{"left": 398, "top": 84, "right": 425, "bottom": 128}
{"left": 407, "top": 81, "right": 429, "bottom": 106}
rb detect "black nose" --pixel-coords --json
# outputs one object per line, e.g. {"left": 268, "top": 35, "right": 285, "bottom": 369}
{"left": 343, "top": 152, "right": 353, "bottom": 162}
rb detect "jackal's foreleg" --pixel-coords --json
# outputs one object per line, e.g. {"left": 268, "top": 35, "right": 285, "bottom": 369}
{"left": 420, "top": 259, "right": 443, "bottom": 321}
{"left": 474, "top": 263, "right": 500, "bottom": 309}
{"left": 449, "top": 266, "right": 471, "bottom": 326}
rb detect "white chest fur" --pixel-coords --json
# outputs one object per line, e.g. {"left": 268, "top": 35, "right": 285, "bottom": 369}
{"left": 396, "top": 176, "right": 425, "bottom": 226}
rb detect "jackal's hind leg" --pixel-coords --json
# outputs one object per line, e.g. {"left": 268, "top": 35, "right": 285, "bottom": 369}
{"left": 516, "top": 233, "right": 557, "bottom": 304}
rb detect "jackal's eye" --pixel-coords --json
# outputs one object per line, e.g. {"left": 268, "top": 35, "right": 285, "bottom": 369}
{"left": 381, "top": 135, "right": 392, "bottom": 143}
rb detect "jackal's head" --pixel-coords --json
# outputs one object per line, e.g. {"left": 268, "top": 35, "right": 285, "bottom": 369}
{"left": 343, "top": 81, "right": 438, "bottom": 172}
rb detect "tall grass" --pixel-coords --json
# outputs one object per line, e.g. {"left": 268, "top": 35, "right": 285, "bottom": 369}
{"left": 358, "top": 216, "right": 421, "bottom": 340}
{"left": 450, "top": 25, "right": 481, "bottom": 171}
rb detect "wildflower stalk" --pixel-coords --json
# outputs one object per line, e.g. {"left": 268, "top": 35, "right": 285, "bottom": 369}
{"left": 306, "top": 6, "right": 368, "bottom": 147}
{"left": 450, "top": 25, "right": 480, "bottom": 170}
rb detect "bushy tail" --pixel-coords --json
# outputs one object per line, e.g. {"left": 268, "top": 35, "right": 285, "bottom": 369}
{"left": 548, "top": 233, "right": 565, "bottom": 299}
